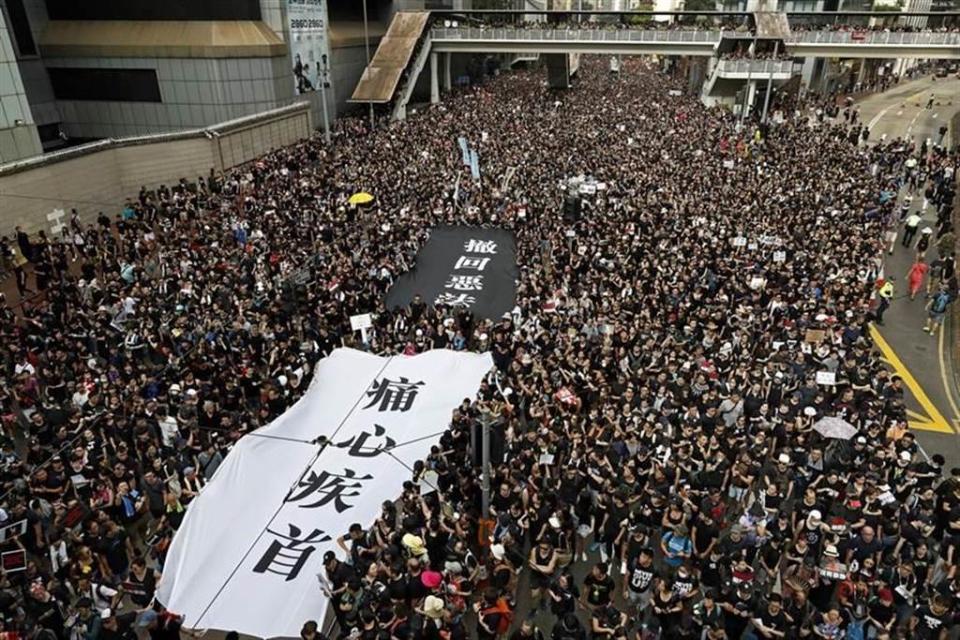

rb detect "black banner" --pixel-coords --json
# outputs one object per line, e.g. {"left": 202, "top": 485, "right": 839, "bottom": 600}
{"left": 385, "top": 226, "right": 517, "bottom": 320}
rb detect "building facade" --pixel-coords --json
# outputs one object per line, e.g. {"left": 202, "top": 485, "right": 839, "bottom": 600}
{"left": 0, "top": 0, "right": 389, "bottom": 163}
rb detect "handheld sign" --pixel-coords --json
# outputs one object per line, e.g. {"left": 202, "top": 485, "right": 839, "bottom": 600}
{"left": 350, "top": 313, "right": 373, "bottom": 344}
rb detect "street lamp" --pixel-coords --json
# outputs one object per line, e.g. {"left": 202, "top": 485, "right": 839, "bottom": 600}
{"left": 362, "top": 0, "right": 374, "bottom": 130}
{"left": 319, "top": 54, "right": 331, "bottom": 144}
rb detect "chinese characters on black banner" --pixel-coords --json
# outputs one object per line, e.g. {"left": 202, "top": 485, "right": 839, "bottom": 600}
{"left": 384, "top": 226, "right": 518, "bottom": 321}
{"left": 254, "top": 376, "right": 424, "bottom": 580}
{"left": 435, "top": 238, "right": 498, "bottom": 309}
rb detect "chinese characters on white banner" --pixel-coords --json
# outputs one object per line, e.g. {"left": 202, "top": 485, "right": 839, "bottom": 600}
{"left": 157, "top": 348, "right": 492, "bottom": 638}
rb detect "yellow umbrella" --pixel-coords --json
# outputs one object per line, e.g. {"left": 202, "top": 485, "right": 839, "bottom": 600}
{"left": 349, "top": 192, "right": 374, "bottom": 206}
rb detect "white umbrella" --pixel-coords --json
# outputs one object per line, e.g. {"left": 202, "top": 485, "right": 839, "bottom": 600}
{"left": 813, "top": 416, "right": 858, "bottom": 440}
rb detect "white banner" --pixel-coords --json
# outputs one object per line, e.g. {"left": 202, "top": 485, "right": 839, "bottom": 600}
{"left": 157, "top": 348, "right": 493, "bottom": 638}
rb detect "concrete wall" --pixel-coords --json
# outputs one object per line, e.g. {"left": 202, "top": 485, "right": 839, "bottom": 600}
{"left": 0, "top": 102, "right": 311, "bottom": 235}
{"left": 0, "top": 3, "right": 41, "bottom": 162}
{"left": 330, "top": 43, "right": 371, "bottom": 115}
{"left": 46, "top": 55, "right": 295, "bottom": 139}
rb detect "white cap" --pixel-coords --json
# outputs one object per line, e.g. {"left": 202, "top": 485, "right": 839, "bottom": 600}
{"left": 778, "top": 453, "right": 790, "bottom": 464}
{"left": 491, "top": 544, "right": 506, "bottom": 560}
{"left": 900, "top": 450, "right": 912, "bottom": 461}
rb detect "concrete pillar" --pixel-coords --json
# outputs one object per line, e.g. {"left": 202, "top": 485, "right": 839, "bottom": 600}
{"left": 855, "top": 61, "right": 868, "bottom": 88}
{"left": 746, "top": 81, "right": 758, "bottom": 114}
{"left": 443, "top": 53, "right": 452, "bottom": 92}
{"left": 430, "top": 52, "right": 440, "bottom": 104}
{"left": 544, "top": 53, "right": 570, "bottom": 89}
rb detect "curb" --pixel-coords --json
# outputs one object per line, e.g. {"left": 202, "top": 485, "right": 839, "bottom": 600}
{"left": 951, "top": 111, "right": 960, "bottom": 397}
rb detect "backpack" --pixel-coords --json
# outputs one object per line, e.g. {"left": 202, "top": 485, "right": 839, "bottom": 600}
{"left": 481, "top": 598, "right": 514, "bottom": 635}
{"left": 932, "top": 293, "right": 950, "bottom": 313}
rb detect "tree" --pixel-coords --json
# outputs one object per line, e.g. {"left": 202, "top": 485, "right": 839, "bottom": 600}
{"left": 683, "top": 0, "right": 719, "bottom": 11}
{"left": 680, "top": 0, "right": 719, "bottom": 25}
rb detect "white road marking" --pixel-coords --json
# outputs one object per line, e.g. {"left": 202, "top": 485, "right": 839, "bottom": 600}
{"left": 867, "top": 103, "right": 897, "bottom": 130}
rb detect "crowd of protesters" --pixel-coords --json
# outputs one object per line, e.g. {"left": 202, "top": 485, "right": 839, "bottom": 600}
{"left": 0, "top": 54, "right": 957, "bottom": 640}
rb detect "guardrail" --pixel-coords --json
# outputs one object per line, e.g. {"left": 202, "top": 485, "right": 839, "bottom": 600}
{"left": 788, "top": 30, "right": 960, "bottom": 45}
{"left": 716, "top": 59, "right": 795, "bottom": 74}
{"left": 431, "top": 26, "right": 960, "bottom": 47}
{"left": 430, "top": 27, "right": 736, "bottom": 43}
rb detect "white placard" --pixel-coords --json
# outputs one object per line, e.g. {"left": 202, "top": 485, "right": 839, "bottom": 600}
{"left": 773, "top": 251, "right": 786, "bottom": 263}
{"left": 157, "top": 349, "right": 493, "bottom": 638}
{"left": 732, "top": 236, "right": 747, "bottom": 247}
{"left": 0, "top": 519, "right": 27, "bottom": 543}
{"left": 350, "top": 313, "right": 373, "bottom": 343}
{"left": 350, "top": 313, "right": 372, "bottom": 331}
{"left": 816, "top": 371, "right": 837, "bottom": 385}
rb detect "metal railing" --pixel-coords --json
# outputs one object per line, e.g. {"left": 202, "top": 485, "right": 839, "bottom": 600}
{"left": 715, "top": 59, "right": 795, "bottom": 74}
{"left": 430, "top": 26, "right": 960, "bottom": 47}
{"left": 788, "top": 30, "right": 960, "bottom": 45}
{"left": 430, "top": 27, "right": 731, "bottom": 43}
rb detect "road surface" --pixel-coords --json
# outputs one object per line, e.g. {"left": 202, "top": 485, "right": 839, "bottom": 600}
{"left": 855, "top": 74, "right": 960, "bottom": 466}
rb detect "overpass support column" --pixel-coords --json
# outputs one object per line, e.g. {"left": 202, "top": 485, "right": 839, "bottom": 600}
{"left": 544, "top": 53, "right": 571, "bottom": 89}
{"left": 746, "top": 81, "right": 758, "bottom": 115}
{"left": 430, "top": 52, "right": 440, "bottom": 104}
{"left": 443, "top": 53, "right": 452, "bottom": 92}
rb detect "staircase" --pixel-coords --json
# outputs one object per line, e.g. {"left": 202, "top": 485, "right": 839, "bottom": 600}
{"left": 350, "top": 11, "right": 430, "bottom": 105}
{"left": 393, "top": 36, "right": 434, "bottom": 121}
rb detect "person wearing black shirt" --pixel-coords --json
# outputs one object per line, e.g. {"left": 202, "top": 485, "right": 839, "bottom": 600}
{"left": 125, "top": 557, "right": 158, "bottom": 608}
{"left": 720, "top": 584, "right": 754, "bottom": 640}
{"left": 510, "top": 619, "right": 545, "bottom": 640}
{"left": 910, "top": 596, "right": 952, "bottom": 640}
{"left": 590, "top": 602, "right": 626, "bottom": 640}
{"left": 622, "top": 548, "right": 657, "bottom": 616}
{"left": 552, "top": 614, "right": 586, "bottom": 640}
{"left": 749, "top": 595, "right": 788, "bottom": 639}
{"left": 548, "top": 571, "right": 580, "bottom": 618}
{"left": 650, "top": 580, "right": 682, "bottom": 637}
{"left": 867, "top": 589, "right": 896, "bottom": 638}
{"left": 692, "top": 591, "right": 725, "bottom": 639}
{"left": 582, "top": 563, "right": 615, "bottom": 609}
{"left": 672, "top": 565, "right": 700, "bottom": 603}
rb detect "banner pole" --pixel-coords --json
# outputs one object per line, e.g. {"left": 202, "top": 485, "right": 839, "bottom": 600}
{"left": 480, "top": 409, "right": 492, "bottom": 520}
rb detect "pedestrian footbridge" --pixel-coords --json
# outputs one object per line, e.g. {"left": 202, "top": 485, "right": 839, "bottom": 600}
{"left": 429, "top": 27, "right": 960, "bottom": 60}
{"left": 352, "top": 10, "right": 960, "bottom": 121}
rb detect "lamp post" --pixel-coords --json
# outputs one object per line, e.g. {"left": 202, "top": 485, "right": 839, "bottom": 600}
{"left": 319, "top": 54, "right": 331, "bottom": 145}
{"left": 362, "top": 0, "right": 375, "bottom": 130}
{"left": 761, "top": 40, "right": 779, "bottom": 124}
